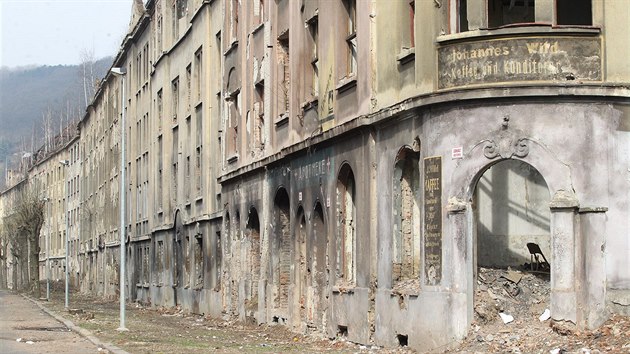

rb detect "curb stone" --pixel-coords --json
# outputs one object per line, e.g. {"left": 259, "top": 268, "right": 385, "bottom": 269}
{"left": 22, "top": 295, "right": 129, "bottom": 354}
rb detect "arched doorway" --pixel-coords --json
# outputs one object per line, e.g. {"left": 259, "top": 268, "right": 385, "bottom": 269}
{"left": 223, "top": 212, "right": 235, "bottom": 315}
{"left": 336, "top": 164, "right": 356, "bottom": 286}
{"left": 294, "top": 206, "right": 307, "bottom": 329}
{"left": 231, "top": 211, "right": 241, "bottom": 316}
{"left": 271, "top": 188, "right": 291, "bottom": 316}
{"left": 309, "top": 202, "right": 327, "bottom": 330}
{"left": 473, "top": 159, "right": 551, "bottom": 322}
{"left": 245, "top": 207, "right": 261, "bottom": 318}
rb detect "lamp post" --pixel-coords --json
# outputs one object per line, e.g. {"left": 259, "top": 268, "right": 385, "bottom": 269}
{"left": 111, "top": 66, "right": 128, "bottom": 331}
{"left": 59, "top": 159, "right": 70, "bottom": 309}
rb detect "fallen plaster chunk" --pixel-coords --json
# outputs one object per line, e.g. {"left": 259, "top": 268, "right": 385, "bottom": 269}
{"left": 499, "top": 312, "right": 514, "bottom": 324}
{"left": 539, "top": 309, "right": 551, "bottom": 322}
{"left": 502, "top": 270, "right": 523, "bottom": 284}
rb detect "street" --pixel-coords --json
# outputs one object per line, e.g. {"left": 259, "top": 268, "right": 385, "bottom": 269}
{"left": 0, "top": 290, "right": 100, "bottom": 354}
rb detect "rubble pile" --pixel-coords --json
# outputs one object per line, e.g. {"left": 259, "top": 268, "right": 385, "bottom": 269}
{"left": 474, "top": 267, "right": 551, "bottom": 326}
{"left": 450, "top": 267, "right": 630, "bottom": 353}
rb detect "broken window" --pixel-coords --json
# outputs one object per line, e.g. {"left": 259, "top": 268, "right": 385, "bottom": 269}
{"left": 172, "top": 77, "right": 179, "bottom": 122}
{"left": 194, "top": 234, "right": 203, "bottom": 288}
{"left": 176, "top": 0, "right": 188, "bottom": 19}
{"left": 336, "top": 164, "right": 356, "bottom": 285}
{"left": 342, "top": 0, "right": 357, "bottom": 78}
{"left": 457, "top": 0, "right": 592, "bottom": 31}
{"left": 172, "top": 127, "right": 179, "bottom": 202}
{"left": 277, "top": 33, "right": 290, "bottom": 116}
{"left": 253, "top": 85, "right": 265, "bottom": 151}
{"left": 185, "top": 117, "right": 191, "bottom": 201}
{"left": 253, "top": 0, "right": 265, "bottom": 25}
{"left": 392, "top": 148, "right": 420, "bottom": 284}
{"left": 556, "top": 0, "right": 592, "bottom": 25}
{"left": 184, "top": 234, "right": 191, "bottom": 288}
{"left": 186, "top": 64, "right": 192, "bottom": 113}
{"left": 172, "top": 2, "right": 179, "bottom": 41}
{"left": 195, "top": 106, "right": 203, "bottom": 195}
{"left": 488, "top": 0, "right": 535, "bottom": 27}
{"left": 155, "top": 240, "right": 164, "bottom": 285}
{"left": 136, "top": 245, "right": 143, "bottom": 285}
{"left": 143, "top": 245, "right": 150, "bottom": 285}
{"left": 157, "top": 135, "right": 163, "bottom": 210}
{"left": 226, "top": 90, "right": 240, "bottom": 158}
{"left": 213, "top": 230, "right": 222, "bottom": 291}
{"left": 185, "top": 155, "right": 191, "bottom": 201}
{"left": 307, "top": 16, "right": 319, "bottom": 99}
{"left": 156, "top": 12, "right": 163, "bottom": 54}
{"left": 230, "top": 0, "right": 239, "bottom": 43}
{"left": 194, "top": 48, "right": 202, "bottom": 102}
{"left": 157, "top": 89, "right": 163, "bottom": 131}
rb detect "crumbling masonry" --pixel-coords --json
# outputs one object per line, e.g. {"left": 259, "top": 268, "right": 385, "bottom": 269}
{"left": 0, "top": 0, "right": 629, "bottom": 352}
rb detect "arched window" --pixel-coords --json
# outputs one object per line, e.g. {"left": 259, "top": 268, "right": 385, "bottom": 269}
{"left": 336, "top": 164, "right": 356, "bottom": 285}
{"left": 272, "top": 188, "right": 291, "bottom": 310}
{"left": 392, "top": 148, "right": 421, "bottom": 285}
{"left": 246, "top": 207, "right": 261, "bottom": 301}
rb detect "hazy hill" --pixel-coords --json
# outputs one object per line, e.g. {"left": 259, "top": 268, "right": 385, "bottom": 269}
{"left": 0, "top": 57, "right": 112, "bottom": 186}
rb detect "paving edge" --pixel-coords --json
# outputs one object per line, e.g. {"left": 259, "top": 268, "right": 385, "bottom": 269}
{"left": 22, "top": 295, "right": 130, "bottom": 354}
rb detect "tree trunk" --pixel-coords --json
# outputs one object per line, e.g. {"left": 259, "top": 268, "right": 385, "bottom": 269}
{"left": 29, "top": 235, "right": 41, "bottom": 298}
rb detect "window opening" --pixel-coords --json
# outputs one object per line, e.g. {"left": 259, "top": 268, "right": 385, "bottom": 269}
{"left": 488, "top": 0, "right": 535, "bottom": 28}
{"left": 342, "top": 0, "right": 357, "bottom": 78}
{"left": 392, "top": 149, "right": 420, "bottom": 285}
{"left": 277, "top": 34, "right": 290, "bottom": 116}
{"left": 336, "top": 164, "right": 356, "bottom": 285}
{"left": 557, "top": 0, "right": 591, "bottom": 25}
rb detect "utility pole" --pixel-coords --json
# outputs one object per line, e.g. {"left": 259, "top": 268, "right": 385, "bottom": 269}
{"left": 111, "top": 67, "right": 128, "bottom": 332}
{"left": 59, "top": 159, "right": 70, "bottom": 309}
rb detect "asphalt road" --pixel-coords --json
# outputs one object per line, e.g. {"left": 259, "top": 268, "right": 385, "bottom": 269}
{"left": 0, "top": 289, "right": 100, "bottom": 354}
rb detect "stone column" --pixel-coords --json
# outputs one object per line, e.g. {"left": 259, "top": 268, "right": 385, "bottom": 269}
{"left": 446, "top": 197, "right": 471, "bottom": 338}
{"left": 549, "top": 190, "right": 579, "bottom": 323}
{"left": 577, "top": 207, "right": 608, "bottom": 329}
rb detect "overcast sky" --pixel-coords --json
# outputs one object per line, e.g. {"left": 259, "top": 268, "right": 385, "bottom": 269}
{"left": 0, "top": 0, "right": 132, "bottom": 68}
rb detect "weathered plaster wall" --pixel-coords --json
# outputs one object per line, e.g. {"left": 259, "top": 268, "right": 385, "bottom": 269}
{"left": 371, "top": 100, "right": 627, "bottom": 351}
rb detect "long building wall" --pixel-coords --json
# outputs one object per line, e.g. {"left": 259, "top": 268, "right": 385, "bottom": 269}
{"left": 1, "top": 0, "right": 629, "bottom": 352}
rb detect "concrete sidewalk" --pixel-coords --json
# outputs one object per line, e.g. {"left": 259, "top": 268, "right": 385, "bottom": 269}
{"left": 23, "top": 294, "right": 128, "bottom": 354}
{"left": 0, "top": 289, "right": 103, "bottom": 354}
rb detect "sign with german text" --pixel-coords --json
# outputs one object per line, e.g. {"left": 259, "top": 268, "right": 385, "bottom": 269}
{"left": 438, "top": 36, "right": 601, "bottom": 89}
{"left": 424, "top": 156, "right": 442, "bottom": 285}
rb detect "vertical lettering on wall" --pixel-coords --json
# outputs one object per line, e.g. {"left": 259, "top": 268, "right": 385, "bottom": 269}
{"left": 424, "top": 156, "right": 442, "bottom": 285}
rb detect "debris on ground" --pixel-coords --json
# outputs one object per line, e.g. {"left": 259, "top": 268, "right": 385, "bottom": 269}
{"left": 39, "top": 277, "right": 630, "bottom": 353}
{"left": 449, "top": 267, "right": 630, "bottom": 353}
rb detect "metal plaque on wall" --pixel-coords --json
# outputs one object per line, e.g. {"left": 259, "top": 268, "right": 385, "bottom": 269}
{"left": 438, "top": 36, "right": 601, "bottom": 89}
{"left": 424, "top": 156, "right": 442, "bottom": 286}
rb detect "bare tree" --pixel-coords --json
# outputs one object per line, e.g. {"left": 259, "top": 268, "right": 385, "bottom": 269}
{"left": 0, "top": 222, "right": 9, "bottom": 289}
{"left": 80, "top": 48, "right": 96, "bottom": 107}
{"left": 3, "top": 188, "right": 44, "bottom": 296}
{"left": 41, "top": 107, "right": 54, "bottom": 154}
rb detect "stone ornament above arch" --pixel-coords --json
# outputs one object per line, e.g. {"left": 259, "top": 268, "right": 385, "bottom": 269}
{"left": 447, "top": 121, "right": 576, "bottom": 211}
{"left": 481, "top": 117, "right": 529, "bottom": 159}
